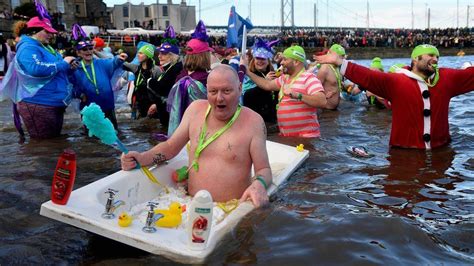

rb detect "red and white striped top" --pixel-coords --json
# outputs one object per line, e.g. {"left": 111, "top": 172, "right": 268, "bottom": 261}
{"left": 275, "top": 71, "right": 325, "bottom": 138}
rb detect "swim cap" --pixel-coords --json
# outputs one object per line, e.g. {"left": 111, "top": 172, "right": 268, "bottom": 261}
{"left": 411, "top": 44, "right": 439, "bottom": 59}
{"left": 283, "top": 45, "right": 306, "bottom": 63}
{"left": 370, "top": 57, "right": 383, "bottom": 71}
{"left": 93, "top": 37, "right": 105, "bottom": 48}
{"left": 388, "top": 63, "right": 406, "bottom": 73}
{"left": 329, "top": 44, "right": 346, "bottom": 56}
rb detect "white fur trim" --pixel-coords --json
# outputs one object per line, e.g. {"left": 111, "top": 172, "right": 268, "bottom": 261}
{"left": 340, "top": 59, "right": 349, "bottom": 75}
{"left": 417, "top": 80, "right": 431, "bottom": 149}
{"left": 400, "top": 70, "right": 431, "bottom": 149}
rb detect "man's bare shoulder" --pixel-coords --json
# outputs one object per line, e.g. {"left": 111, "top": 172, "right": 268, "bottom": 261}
{"left": 239, "top": 106, "right": 265, "bottom": 133}
{"left": 318, "top": 64, "right": 330, "bottom": 72}
{"left": 240, "top": 106, "right": 264, "bottom": 122}
{"left": 187, "top": 99, "right": 208, "bottom": 112}
{"left": 317, "top": 64, "right": 330, "bottom": 78}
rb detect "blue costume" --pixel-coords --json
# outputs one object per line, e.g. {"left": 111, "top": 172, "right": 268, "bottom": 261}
{"left": 70, "top": 57, "right": 124, "bottom": 112}
{"left": 5, "top": 35, "right": 72, "bottom": 106}
{"left": 0, "top": 34, "right": 73, "bottom": 139}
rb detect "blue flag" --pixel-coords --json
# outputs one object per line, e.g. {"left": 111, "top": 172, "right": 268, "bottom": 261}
{"left": 226, "top": 6, "right": 253, "bottom": 48}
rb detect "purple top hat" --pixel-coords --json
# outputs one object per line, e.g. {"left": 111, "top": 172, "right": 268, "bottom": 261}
{"left": 71, "top": 24, "right": 93, "bottom": 50}
{"left": 157, "top": 26, "right": 180, "bottom": 55}
{"left": 252, "top": 38, "right": 279, "bottom": 59}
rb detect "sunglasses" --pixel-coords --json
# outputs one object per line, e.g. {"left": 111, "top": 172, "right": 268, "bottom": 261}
{"left": 80, "top": 47, "right": 93, "bottom": 51}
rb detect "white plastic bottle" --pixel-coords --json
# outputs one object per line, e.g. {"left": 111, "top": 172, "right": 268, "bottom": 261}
{"left": 187, "top": 190, "right": 213, "bottom": 250}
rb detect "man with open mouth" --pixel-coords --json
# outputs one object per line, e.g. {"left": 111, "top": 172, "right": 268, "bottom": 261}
{"left": 316, "top": 44, "right": 474, "bottom": 149}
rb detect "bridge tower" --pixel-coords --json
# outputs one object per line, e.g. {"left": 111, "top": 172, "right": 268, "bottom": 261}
{"left": 281, "top": 0, "right": 295, "bottom": 31}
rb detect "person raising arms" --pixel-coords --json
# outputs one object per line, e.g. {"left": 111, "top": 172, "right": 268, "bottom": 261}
{"left": 316, "top": 44, "right": 474, "bottom": 149}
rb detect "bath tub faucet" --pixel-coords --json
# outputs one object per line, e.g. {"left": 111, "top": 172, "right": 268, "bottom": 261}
{"left": 101, "top": 188, "right": 125, "bottom": 219}
{"left": 142, "top": 202, "right": 164, "bottom": 233}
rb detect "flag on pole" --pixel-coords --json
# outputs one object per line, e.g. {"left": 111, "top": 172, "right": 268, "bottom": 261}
{"left": 226, "top": 5, "right": 253, "bottom": 48}
{"left": 241, "top": 25, "right": 247, "bottom": 56}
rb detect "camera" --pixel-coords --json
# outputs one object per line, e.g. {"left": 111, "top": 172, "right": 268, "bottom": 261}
{"left": 72, "top": 57, "right": 82, "bottom": 64}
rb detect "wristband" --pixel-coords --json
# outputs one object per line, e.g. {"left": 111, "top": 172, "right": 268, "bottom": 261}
{"left": 255, "top": 175, "right": 268, "bottom": 190}
{"left": 297, "top": 93, "right": 303, "bottom": 100}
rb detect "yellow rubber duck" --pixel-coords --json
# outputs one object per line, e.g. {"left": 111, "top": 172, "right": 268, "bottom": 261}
{"left": 154, "top": 202, "right": 183, "bottom": 228}
{"left": 296, "top": 144, "right": 304, "bottom": 152}
{"left": 118, "top": 212, "right": 133, "bottom": 227}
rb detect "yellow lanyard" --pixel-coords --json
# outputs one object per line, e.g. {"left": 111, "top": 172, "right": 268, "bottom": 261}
{"left": 328, "top": 65, "right": 343, "bottom": 91}
{"left": 135, "top": 70, "right": 144, "bottom": 88}
{"left": 277, "top": 69, "right": 305, "bottom": 109}
{"left": 81, "top": 60, "right": 98, "bottom": 94}
{"left": 189, "top": 105, "right": 242, "bottom": 172}
{"left": 40, "top": 43, "right": 56, "bottom": 55}
{"left": 157, "top": 62, "right": 176, "bottom": 81}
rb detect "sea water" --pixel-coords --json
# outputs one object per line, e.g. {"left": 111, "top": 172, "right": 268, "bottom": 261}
{"left": 0, "top": 55, "right": 473, "bottom": 264}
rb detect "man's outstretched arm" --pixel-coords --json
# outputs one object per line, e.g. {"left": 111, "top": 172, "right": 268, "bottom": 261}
{"left": 240, "top": 55, "right": 280, "bottom": 92}
{"left": 121, "top": 101, "right": 196, "bottom": 170}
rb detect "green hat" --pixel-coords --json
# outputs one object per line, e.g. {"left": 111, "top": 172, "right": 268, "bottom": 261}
{"left": 389, "top": 63, "right": 406, "bottom": 73}
{"left": 283, "top": 45, "right": 306, "bottom": 63}
{"left": 329, "top": 44, "right": 346, "bottom": 56}
{"left": 370, "top": 57, "right": 383, "bottom": 71}
{"left": 139, "top": 44, "right": 155, "bottom": 60}
{"left": 411, "top": 44, "right": 439, "bottom": 59}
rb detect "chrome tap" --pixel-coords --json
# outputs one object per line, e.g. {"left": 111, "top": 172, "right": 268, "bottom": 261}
{"left": 101, "top": 188, "right": 125, "bottom": 219}
{"left": 142, "top": 202, "right": 163, "bottom": 233}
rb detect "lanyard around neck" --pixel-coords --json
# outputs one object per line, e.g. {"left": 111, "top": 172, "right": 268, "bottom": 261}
{"left": 81, "top": 60, "right": 98, "bottom": 94}
{"left": 190, "top": 104, "right": 242, "bottom": 172}
{"left": 41, "top": 43, "right": 56, "bottom": 55}
{"left": 424, "top": 68, "right": 440, "bottom": 87}
{"left": 136, "top": 69, "right": 144, "bottom": 87}
{"left": 328, "top": 64, "right": 343, "bottom": 91}
{"left": 157, "top": 62, "right": 176, "bottom": 81}
{"left": 32, "top": 37, "right": 56, "bottom": 55}
{"left": 277, "top": 68, "right": 305, "bottom": 108}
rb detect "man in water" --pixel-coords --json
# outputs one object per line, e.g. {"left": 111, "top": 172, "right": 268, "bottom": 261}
{"left": 121, "top": 65, "right": 271, "bottom": 208}
{"left": 241, "top": 45, "right": 326, "bottom": 138}
{"left": 317, "top": 44, "right": 346, "bottom": 110}
{"left": 316, "top": 44, "right": 474, "bottom": 149}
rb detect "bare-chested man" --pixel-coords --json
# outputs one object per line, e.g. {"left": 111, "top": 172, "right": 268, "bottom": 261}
{"left": 121, "top": 64, "right": 271, "bottom": 208}
{"left": 317, "top": 44, "right": 346, "bottom": 110}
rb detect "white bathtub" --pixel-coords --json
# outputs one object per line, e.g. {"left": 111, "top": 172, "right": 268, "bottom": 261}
{"left": 40, "top": 140, "right": 308, "bottom": 263}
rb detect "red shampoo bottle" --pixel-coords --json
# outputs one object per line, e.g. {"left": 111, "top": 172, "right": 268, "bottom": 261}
{"left": 51, "top": 149, "right": 77, "bottom": 205}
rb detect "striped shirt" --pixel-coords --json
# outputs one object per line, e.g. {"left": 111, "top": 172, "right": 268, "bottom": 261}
{"left": 275, "top": 71, "right": 325, "bottom": 138}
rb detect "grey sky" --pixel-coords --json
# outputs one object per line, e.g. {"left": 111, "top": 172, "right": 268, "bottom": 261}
{"left": 104, "top": 0, "right": 474, "bottom": 29}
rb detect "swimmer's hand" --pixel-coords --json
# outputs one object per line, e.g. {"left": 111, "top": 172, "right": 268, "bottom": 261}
{"left": 240, "top": 180, "right": 269, "bottom": 208}
{"left": 121, "top": 151, "right": 143, "bottom": 170}
{"left": 315, "top": 52, "right": 343, "bottom": 66}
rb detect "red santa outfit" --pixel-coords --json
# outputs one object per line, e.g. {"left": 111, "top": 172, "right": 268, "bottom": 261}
{"left": 340, "top": 61, "right": 474, "bottom": 149}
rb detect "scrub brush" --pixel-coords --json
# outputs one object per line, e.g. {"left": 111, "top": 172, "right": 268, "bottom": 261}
{"left": 81, "top": 103, "right": 169, "bottom": 193}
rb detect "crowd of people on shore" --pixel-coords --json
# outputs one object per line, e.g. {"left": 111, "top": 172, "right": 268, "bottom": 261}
{"left": 0, "top": 2, "right": 473, "bottom": 207}
{"left": 2, "top": 24, "right": 473, "bottom": 58}
{"left": 275, "top": 27, "right": 474, "bottom": 49}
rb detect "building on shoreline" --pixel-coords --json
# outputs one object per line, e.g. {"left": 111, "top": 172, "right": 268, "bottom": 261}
{"left": 0, "top": 0, "right": 111, "bottom": 33}
{"left": 110, "top": 0, "right": 196, "bottom": 32}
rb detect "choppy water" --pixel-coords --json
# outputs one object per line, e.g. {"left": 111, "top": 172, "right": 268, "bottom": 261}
{"left": 0, "top": 56, "right": 473, "bottom": 265}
